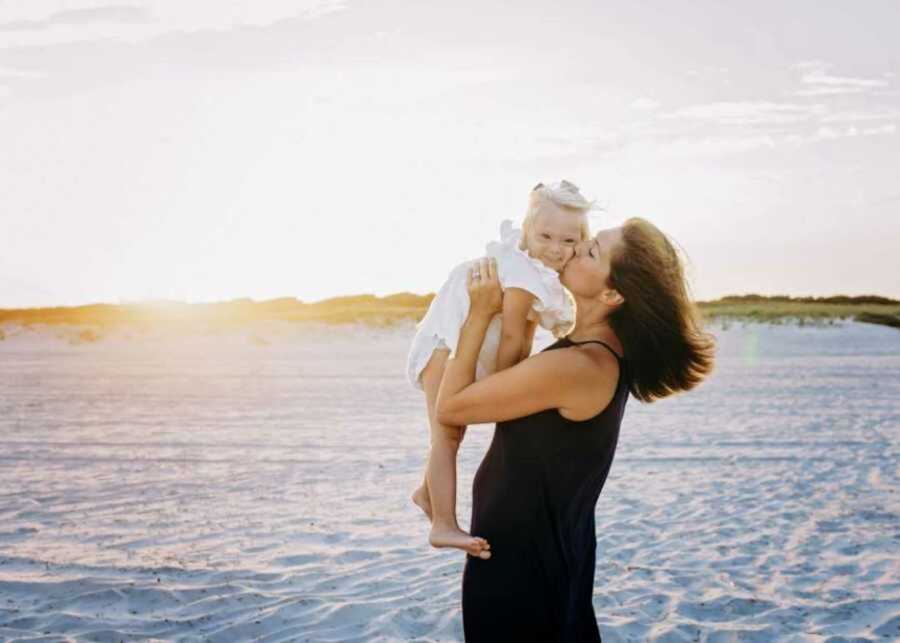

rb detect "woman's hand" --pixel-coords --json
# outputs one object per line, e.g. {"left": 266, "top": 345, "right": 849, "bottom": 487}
{"left": 467, "top": 257, "right": 503, "bottom": 320}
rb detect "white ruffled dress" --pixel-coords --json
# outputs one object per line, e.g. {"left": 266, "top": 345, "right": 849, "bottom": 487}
{"left": 406, "top": 219, "right": 574, "bottom": 390}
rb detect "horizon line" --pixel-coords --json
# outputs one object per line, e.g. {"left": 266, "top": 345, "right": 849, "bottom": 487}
{"left": 2, "top": 290, "right": 899, "bottom": 311}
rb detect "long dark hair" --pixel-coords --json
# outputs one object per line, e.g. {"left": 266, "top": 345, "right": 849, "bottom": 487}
{"left": 607, "top": 218, "right": 715, "bottom": 402}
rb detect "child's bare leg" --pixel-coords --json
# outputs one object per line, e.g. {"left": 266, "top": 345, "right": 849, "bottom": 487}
{"left": 411, "top": 349, "right": 449, "bottom": 520}
{"left": 417, "top": 349, "right": 490, "bottom": 559}
{"left": 411, "top": 348, "right": 452, "bottom": 522}
{"left": 411, "top": 472, "right": 432, "bottom": 520}
{"left": 411, "top": 360, "right": 437, "bottom": 520}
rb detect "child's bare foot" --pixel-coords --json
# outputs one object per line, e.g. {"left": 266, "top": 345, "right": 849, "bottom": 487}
{"left": 411, "top": 485, "right": 432, "bottom": 520}
{"left": 429, "top": 525, "right": 491, "bottom": 559}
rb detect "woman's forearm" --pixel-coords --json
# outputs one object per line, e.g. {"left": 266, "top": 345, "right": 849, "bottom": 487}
{"left": 437, "top": 313, "right": 494, "bottom": 409}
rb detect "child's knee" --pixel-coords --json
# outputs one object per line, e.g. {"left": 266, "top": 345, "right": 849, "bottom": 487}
{"left": 421, "top": 349, "right": 450, "bottom": 391}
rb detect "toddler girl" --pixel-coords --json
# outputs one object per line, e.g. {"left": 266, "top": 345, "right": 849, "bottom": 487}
{"left": 407, "top": 180, "right": 594, "bottom": 558}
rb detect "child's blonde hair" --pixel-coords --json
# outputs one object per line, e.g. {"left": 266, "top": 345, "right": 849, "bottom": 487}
{"left": 520, "top": 180, "right": 593, "bottom": 251}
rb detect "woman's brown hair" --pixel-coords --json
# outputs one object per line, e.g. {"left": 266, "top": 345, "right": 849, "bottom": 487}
{"left": 607, "top": 218, "right": 715, "bottom": 402}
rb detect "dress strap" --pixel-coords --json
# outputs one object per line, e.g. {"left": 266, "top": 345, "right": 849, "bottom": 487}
{"left": 566, "top": 338, "right": 623, "bottom": 361}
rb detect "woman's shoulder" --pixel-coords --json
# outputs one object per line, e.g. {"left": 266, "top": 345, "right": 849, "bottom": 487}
{"left": 544, "top": 339, "right": 621, "bottom": 388}
{"left": 535, "top": 341, "right": 622, "bottom": 421}
{"left": 538, "top": 339, "right": 619, "bottom": 376}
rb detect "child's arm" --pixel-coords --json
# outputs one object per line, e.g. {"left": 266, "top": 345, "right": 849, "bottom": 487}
{"left": 521, "top": 317, "right": 538, "bottom": 361}
{"left": 495, "top": 287, "right": 536, "bottom": 372}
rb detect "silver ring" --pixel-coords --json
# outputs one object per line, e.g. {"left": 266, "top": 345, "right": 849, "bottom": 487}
{"left": 472, "top": 269, "right": 481, "bottom": 279}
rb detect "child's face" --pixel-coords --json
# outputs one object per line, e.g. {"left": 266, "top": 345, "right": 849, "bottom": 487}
{"left": 524, "top": 206, "right": 585, "bottom": 273}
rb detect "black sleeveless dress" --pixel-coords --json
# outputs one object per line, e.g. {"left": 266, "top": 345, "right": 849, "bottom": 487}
{"left": 461, "top": 337, "right": 629, "bottom": 643}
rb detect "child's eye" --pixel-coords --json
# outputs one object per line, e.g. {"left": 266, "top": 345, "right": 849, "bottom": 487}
{"left": 564, "top": 239, "right": 576, "bottom": 245}
{"left": 541, "top": 233, "right": 551, "bottom": 240}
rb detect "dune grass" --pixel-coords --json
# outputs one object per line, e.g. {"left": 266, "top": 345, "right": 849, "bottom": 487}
{"left": 1, "top": 294, "right": 898, "bottom": 337}
{"left": 696, "top": 296, "right": 900, "bottom": 328}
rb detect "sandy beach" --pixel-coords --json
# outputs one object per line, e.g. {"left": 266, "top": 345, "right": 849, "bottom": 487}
{"left": 0, "top": 320, "right": 898, "bottom": 641}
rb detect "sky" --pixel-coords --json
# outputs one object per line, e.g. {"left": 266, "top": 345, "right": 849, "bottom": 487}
{"left": 1, "top": 0, "right": 898, "bottom": 307}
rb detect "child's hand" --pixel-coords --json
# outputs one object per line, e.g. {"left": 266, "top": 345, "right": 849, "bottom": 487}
{"left": 467, "top": 257, "right": 502, "bottom": 319}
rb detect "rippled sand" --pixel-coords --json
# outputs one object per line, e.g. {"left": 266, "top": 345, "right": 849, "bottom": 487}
{"left": 0, "top": 321, "right": 898, "bottom": 641}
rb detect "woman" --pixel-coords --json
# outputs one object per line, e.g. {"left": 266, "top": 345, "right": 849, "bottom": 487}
{"left": 436, "top": 218, "right": 715, "bottom": 642}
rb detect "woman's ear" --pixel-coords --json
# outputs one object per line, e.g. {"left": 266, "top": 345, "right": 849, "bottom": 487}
{"left": 603, "top": 289, "right": 624, "bottom": 307}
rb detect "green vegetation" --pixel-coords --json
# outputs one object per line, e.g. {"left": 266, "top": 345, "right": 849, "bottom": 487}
{"left": 696, "top": 294, "right": 900, "bottom": 328}
{"left": 0, "top": 294, "right": 437, "bottom": 335}
{"left": 853, "top": 312, "right": 900, "bottom": 330}
{"left": 1, "top": 293, "right": 898, "bottom": 339}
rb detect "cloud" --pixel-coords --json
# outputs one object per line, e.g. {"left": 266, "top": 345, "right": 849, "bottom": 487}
{"left": 654, "top": 134, "right": 777, "bottom": 157}
{"left": 0, "top": 7, "right": 152, "bottom": 32}
{"left": 631, "top": 97, "right": 660, "bottom": 111}
{"left": 794, "top": 60, "right": 890, "bottom": 96}
{"left": 0, "top": 66, "right": 46, "bottom": 79}
{"left": 685, "top": 66, "right": 729, "bottom": 77}
{"left": 812, "top": 126, "right": 843, "bottom": 140}
{"left": 663, "top": 101, "right": 825, "bottom": 125}
{"left": 861, "top": 123, "right": 896, "bottom": 136}
{"left": 782, "top": 123, "right": 896, "bottom": 144}
{"left": 646, "top": 120, "right": 895, "bottom": 159}
{"left": 0, "top": 0, "right": 353, "bottom": 103}
{"left": 819, "top": 109, "right": 900, "bottom": 124}
{"left": 0, "top": 0, "right": 347, "bottom": 47}
{"left": 636, "top": 102, "right": 897, "bottom": 158}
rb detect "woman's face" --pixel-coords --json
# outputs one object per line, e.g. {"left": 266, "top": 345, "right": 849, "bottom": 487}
{"left": 561, "top": 227, "right": 623, "bottom": 297}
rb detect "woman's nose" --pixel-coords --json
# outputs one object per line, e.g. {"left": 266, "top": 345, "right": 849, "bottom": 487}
{"left": 574, "top": 241, "right": 592, "bottom": 257}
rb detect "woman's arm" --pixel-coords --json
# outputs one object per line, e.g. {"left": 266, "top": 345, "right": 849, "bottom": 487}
{"left": 436, "top": 258, "right": 617, "bottom": 426}
{"left": 438, "top": 347, "right": 597, "bottom": 426}
{"left": 495, "top": 287, "right": 536, "bottom": 372}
